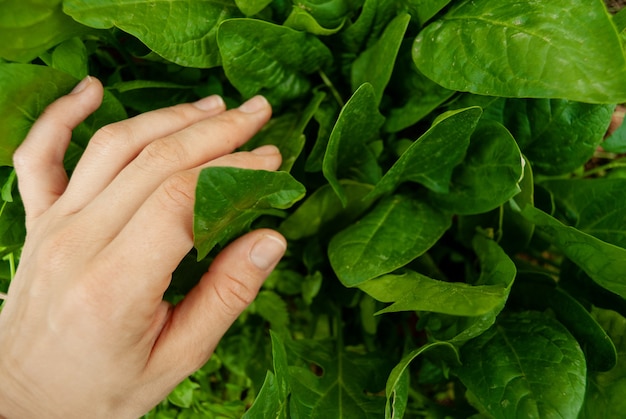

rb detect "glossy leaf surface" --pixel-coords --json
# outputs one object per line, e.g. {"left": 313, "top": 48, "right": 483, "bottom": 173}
{"left": 413, "top": 0, "right": 626, "bottom": 103}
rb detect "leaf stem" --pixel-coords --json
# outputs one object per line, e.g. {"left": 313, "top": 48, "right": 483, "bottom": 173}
{"left": 318, "top": 70, "right": 345, "bottom": 108}
{"left": 580, "top": 158, "right": 626, "bottom": 178}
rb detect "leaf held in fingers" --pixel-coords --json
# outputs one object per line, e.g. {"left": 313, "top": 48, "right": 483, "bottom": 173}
{"left": 193, "top": 167, "right": 305, "bottom": 260}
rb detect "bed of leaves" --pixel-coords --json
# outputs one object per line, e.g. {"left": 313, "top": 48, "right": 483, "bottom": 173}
{"left": 2, "top": 0, "right": 626, "bottom": 417}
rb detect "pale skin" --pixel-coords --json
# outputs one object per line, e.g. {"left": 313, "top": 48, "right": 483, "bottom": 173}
{"left": 0, "top": 76, "right": 286, "bottom": 418}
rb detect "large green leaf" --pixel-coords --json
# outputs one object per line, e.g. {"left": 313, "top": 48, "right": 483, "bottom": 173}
{"left": 429, "top": 120, "right": 524, "bottom": 215}
{"left": 322, "top": 83, "right": 385, "bottom": 206}
{"left": 64, "top": 0, "right": 238, "bottom": 68}
{"left": 369, "top": 106, "right": 481, "bottom": 199}
{"left": 329, "top": 194, "right": 451, "bottom": 287}
{"left": 455, "top": 311, "right": 587, "bottom": 419}
{"left": 217, "top": 18, "right": 332, "bottom": 105}
{"left": 503, "top": 99, "right": 614, "bottom": 175}
{"left": 0, "top": 1, "right": 90, "bottom": 62}
{"left": 579, "top": 309, "right": 626, "bottom": 419}
{"left": 413, "top": 0, "right": 626, "bottom": 103}
{"left": 287, "top": 339, "right": 389, "bottom": 418}
{"left": 522, "top": 206, "right": 626, "bottom": 299}
{"left": 351, "top": 13, "right": 410, "bottom": 105}
{"left": 541, "top": 178, "right": 626, "bottom": 248}
{"left": 193, "top": 167, "right": 305, "bottom": 259}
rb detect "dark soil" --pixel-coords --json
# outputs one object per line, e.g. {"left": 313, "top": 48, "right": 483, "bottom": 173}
{"left": 606, "top": 0, "right": 626, "bottom": 13}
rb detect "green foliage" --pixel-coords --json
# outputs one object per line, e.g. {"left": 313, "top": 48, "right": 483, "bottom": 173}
{"left": 2, "top": 0, "right": 626, "bottom": 417}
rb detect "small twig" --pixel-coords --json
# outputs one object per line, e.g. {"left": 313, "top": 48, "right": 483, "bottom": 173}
{"left": 0, "top": 292, "right": 7, "bottom": 300}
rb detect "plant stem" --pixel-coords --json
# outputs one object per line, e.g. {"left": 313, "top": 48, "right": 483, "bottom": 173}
{"left": 319, "top": 70, "right": 345, "bottom": 107}
{"left": 580, "top": 158, "right": 626, "bottom": 178}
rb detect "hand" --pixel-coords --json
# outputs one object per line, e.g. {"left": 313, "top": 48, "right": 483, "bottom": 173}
{"left": 0, "top": 77, "right": 286, "bottom": 418}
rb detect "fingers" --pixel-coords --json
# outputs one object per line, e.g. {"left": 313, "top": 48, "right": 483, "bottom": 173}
{"left": 145, "top": 229, "right": 286, "bottom": 381}
{"left": 63, "top": 96, "right": 272, "bottom": 227}
{"left": 61, "top": 95, "right": 228, "bottom": 211}
{"left": 13, "top": 76, "right": 103, "bottom": 221}
{"left": 93, "top": 145, "right": 282, "bottom": 305}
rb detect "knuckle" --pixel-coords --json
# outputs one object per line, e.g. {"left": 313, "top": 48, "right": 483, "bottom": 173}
{"left": 90, "top": 123, "right": 134, "bottom": 154}
{"left": 157, "top": 172, "right": 195, "bottom": 213}
{"left": 213, "top": 273, "right": 257, "bottom": 317}
{"left": 136, "top": 138, "right": 188, "bottom": 172}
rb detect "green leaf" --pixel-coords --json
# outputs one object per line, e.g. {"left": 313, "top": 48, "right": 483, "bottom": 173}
{"left": 322, "top": 83, "right": 385, "bottom": 206}
{"left": 384, "top": 48, "right": 455, "bottom": 133}
{"left": 359, "top": 270, "right": 509, "bottom": 316}
{"left": 385, "top": 342, "right": 459, "bottom": 419}
{"left": 369, "top": 107, "right": 481, "bottom": 200}
{"left": 243, "top": 331, "right": 290, "bottom": 418}
{"left": 429, "top": 120, "right": 524, "bottom": 215}
{"left": 351, "top": 13, "right": 410, "bottom": 105}
{"left": 0, "top": 63, "right": 76, "bottom": 166}
{"left": 542, "top": 178, "right": 626, "bottom": 248}
{"left": 287, "top": 339, "right": 389, "bottom": 418}
{"left": 217, "top": 18, "right": 332, "bottom": 105}
{"left": 235, "top": 0, "right": 272, "bottom": 16}
{"left": 522, "top": 206, "right": 626, "bottom": 299}
{"left": 168, "top": 378, "right": 200, "bottom": 408}
{"left": 329, "top": 194, "right": 451, "bottom": 287}
{"left": 64, "top": 0, "right": 238, "bottom": 68}
{"left": 403, "top": 0, "right": 451, "bottom": 26}
{"left": 0, "top": 1, "right": 91, "bottom": 62}
{"left": 413, "top": 0, "right": 626, "bottom": 103}
{"left": 279, "top": 181, "right": 374, "bottom": 240}
{"left": 288, "top": 0, "right": 356, "bottom": 29}
{"left": 284, "top": 7, "right": 345, "bottom": 35}
{"left": 579, "top": 308, "right": 626, "bottom": 419}
{"left": 50, "top": 37, "right": 89, "bottom": 79}
{"left": 242, "top": 91, "right": 326, "bottom": 172}
{"left": 602, "top": 109, "right": 626, "bottom": 153}
{"left": 424, "top": 236, "right": 516, "bottom": 344}
{"left": 251, "top": 291, "right": 290, "bottom": 332}
{"left": 339, "top": 0, "right": 396, "bottom": 53}
{"left": 511, "top": 276, "right": 617, "bottom": 372}
{"left": 503, "top": 99, "right": 614, "bottom": 175}
{"left": 193, "top": 168, "right": 305, "bottom": 259}
{"left": 455, "top": 311, "right": 587, "bottom": 419}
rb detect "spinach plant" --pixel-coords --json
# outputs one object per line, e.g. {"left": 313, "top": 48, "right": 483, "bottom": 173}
{"left": 2, "top": 0, "right": 626, "bottom": 417}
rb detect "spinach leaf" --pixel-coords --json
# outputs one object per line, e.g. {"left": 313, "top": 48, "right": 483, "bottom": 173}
{"left": 413, "top": 0, "right": 626, "bottom": 103}
{"left": 194, "top": 167, "right": 305, "bottom": 259}
{"left": 455, "top": 311, "right": 586, "bottom": 419}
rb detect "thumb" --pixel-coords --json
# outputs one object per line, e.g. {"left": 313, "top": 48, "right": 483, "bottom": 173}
{"left": 146, "top": 229, "right": 286, "bottom": 380}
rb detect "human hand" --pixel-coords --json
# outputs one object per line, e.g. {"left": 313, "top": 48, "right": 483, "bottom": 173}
{"left": 0, "top": 77, "right": 286, "bottom": 418}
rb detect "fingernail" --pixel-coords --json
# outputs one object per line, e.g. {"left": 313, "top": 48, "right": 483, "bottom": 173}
{"left": 239, "top": 96, "right": 269, "bottom": 113}
{"left": 252, "top": 145, "right": 280, "bottom": 156}
{"left": 250, "top": 234, "right": 286, "bottom": 270}
{"left": 70, "top": 76, "right": 92, "bottom": 94}
{"left": 192, "top": 95, "right": 225, "bottom": 111}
